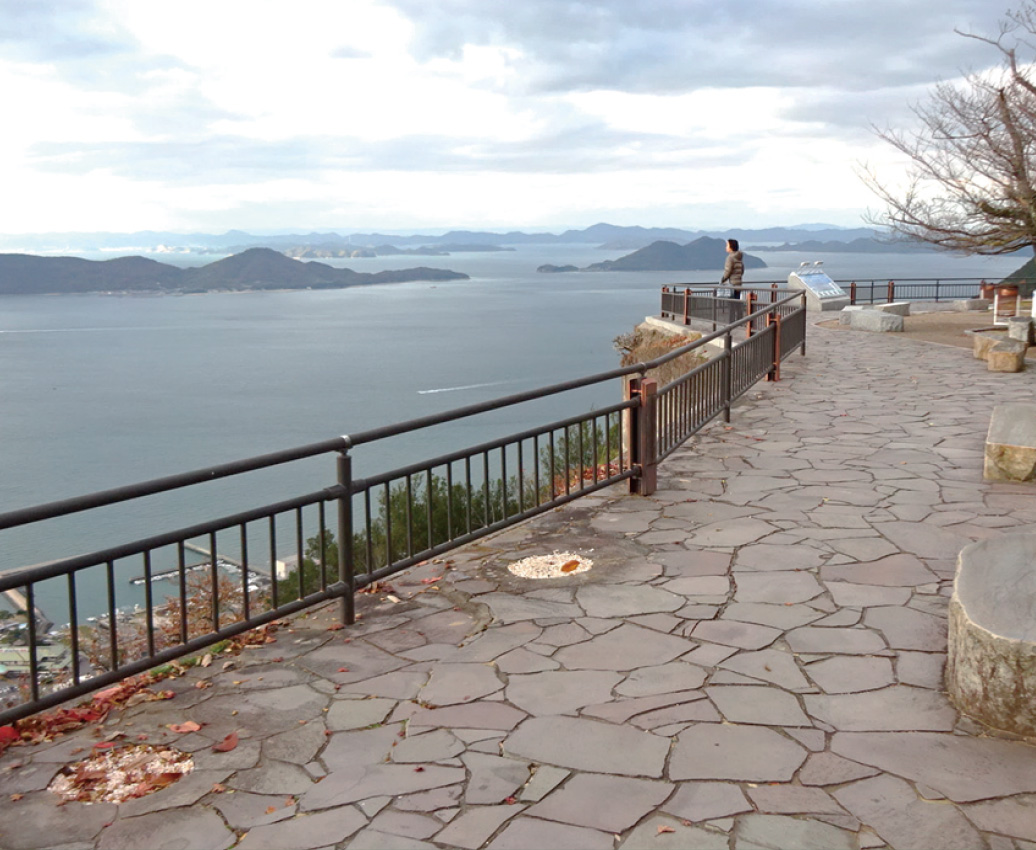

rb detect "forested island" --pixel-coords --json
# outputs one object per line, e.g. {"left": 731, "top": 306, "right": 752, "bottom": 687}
{"left": 538, "top": 237, "right": 767, "bottom": 273}
{"left": 0, "top": 248, "right": 469, "bottom": 295}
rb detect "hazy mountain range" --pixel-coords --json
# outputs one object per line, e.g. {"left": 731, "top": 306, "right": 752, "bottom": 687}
{"left": 0, "top": 222, "right": 919, "bottom": 255}
{"left": 0, "top": 248, "right": 468, "bottom": 295}
{"left": 539, "top": 236, "right": 768, "bottom": 273}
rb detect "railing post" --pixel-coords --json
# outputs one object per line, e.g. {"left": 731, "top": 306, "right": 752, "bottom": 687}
{"left": 887, "top": 280, "right": 894, "bottom": 303}
{"left": 746, "top": 291, "right": 756, "bottom": 337}
{"left": 850, "top": 281, "right": 856, "bottom": 305}
{"left": 628, "top": 376, "right": 658, "bottom": 496}
{"left": 682, "top": 287, "right": 690, "bottom": 325}
{"left": 336, "top": 450, "right": 355, "bottom": 626}
{"left": 722, "top": 329, "right": 733, "bottom": 423}
{"left": 771, "top": 282, "right": 778, "bottom": 304}
{"left": 800, "top": 292, "right": 807, "bottom": 355}
{"left": 767, "top": 312, "right": 782, "bottom": 382}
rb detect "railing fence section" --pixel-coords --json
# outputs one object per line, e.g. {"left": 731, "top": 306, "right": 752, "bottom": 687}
{"left": 0, "top": 289, "right": 805, "bottom": 724}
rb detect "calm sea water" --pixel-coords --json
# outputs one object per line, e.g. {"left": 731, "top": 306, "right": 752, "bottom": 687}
{"left": 0, "top": 244, "right": 1021, "bottom": 617}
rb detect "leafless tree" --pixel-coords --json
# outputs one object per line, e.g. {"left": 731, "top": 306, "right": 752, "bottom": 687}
{"left": 862, "top": 5, "right": 1036, "bottom": 258}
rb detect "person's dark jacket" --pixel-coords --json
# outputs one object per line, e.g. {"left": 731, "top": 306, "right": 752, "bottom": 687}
{"left": 721, "top": 251, "right": 745, "bottom": 289}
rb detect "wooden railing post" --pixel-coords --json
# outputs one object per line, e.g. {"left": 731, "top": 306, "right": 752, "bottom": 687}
{"left": 887, "top": 280, "right": 895, "bottom": 303}
{"left": 628, "top": 377, "right": 658, "bottom": 496}
{"left": 683, "top": 287, "right": 690, "bottom": 325}
{"left": 746, "top": 291, "right": 756, "bottom": 337}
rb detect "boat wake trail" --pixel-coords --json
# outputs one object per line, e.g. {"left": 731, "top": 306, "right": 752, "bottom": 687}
{"left": 418, "top": 379, "right": 515, "bottom": 395}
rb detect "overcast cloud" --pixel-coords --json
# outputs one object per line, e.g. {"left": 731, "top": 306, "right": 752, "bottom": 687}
{"left": 0, "top": 0, "right": 1016, "bottom": 234}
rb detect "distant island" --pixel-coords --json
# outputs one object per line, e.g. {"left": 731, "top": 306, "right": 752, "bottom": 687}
{"left": 538, "top": 237, "right": 767, "bottom": 273}
{"left": 0, "top": 248, "right": 469, "bottom": 295}
{"left": 751, "top": 238, "right": 935, "bottom": 254}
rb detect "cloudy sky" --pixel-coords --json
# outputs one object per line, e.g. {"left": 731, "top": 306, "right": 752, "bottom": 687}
{"left": 0, "top": 0, "right": 1014, "bottom": 234}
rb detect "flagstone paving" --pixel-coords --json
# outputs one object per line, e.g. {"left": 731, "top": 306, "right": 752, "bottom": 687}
{"left": 3, "top": 311, "right": 1036, "bottom": 849}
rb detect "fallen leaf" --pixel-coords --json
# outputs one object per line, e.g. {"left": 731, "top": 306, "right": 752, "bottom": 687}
{"left": 93, "top": 741, "right": 117, "bottom": 750}
{"left": 212, "top": 732, "right": 239, "bottom": 752}
{"left": 326, "top": 624, "right": 345, "bottom": 631}
{"left": 200, "top": 654, "right": 212, "bottom": 668}
{"left": 337, "top": 668, "right": 349, "bottom": 673}
{"left": 657, "top": 825, "right": 676, "bottom": 834}
{"left": 167, "top": 721, "right": 201, "bottom": 734}
{"left": 265, "top": 806, "right": 277, "bottom": 814}
{"left": 560, "top": 560, "right": 580, "bottom": 573}
{"left": 420, "top": 576, "right": 443, "bottom": 584}
{"left": 386, "top": 595, "right": 402, "bottom": 603}
{"left": 195, "top": 681, "right": 212, "bottom": 690}
{"left": 10, "top": 794, "right": 23, "bottom": 802}
{"left": 414, "top": 766, "right": 424, "bottom": 772}
{"left": 211, "top": 783, "right": 226, "bottom": 794}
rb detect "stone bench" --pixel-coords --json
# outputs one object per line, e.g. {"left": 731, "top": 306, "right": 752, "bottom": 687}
{"left": 848, "top": 309, "right": 904, "bottom": 333}
{"left": 984, "top": 402, "right": 1036, "bottom": 481}
{"left": 953, "top": 298, "right": 992, "bottom": 311}
{"left": 968, "top": 328, "right": 1028, "bottom": 372}
{"left": 947, "top": 534, "right": 1036, "bottom": 738}
{"left": 871, "top": 301, "right": 910, "bottom": 316}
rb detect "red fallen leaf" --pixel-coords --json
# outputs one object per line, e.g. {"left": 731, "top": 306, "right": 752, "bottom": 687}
{"left": 167, "top": 721, "right": 201, "bottom": 734}
{"left": 413, "top": 766, "right": 424, "bottom": 772}
{"left": 327, "top": 624, "right": 345, "bottom": 631}
{"left": 504, "top": 796, "right": 517, "bottom": 805}
{"left": 420, "top": 576, "right": 443, "bottom": 584}
{"left": 265, "top": 806, "right": 277, "bottom": 814}
{"left": 657, "top": 825, "right": 676, "bottom": 834}
{"left": 212, "top": 732, "right": 239, "bottom": 752}
{"left": 337, "top": 668, "right": 349, "bottom": 673}
{"left": 270, "top": 657, "right": 284, "bottom": 663}
{"left": 92, "top": 741, "right": 117, "bottom": 750}
{"left": 211, "top": 783, "right": 226, "bottom": 794}
{"left": 0, "top": 727, "right": 18, "bottom": 744}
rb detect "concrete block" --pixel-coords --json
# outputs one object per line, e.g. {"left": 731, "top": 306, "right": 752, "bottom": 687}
{"left": 984, "top": 402, "right": 1036, "bottom": 481}
{"left": 987, "top": 339, "right": 1027, "bottom": 372}
{"left": 947, "top": 534, "right": 1036, "bottom": 738}
{"left": 1007, "top": 316, "right": 1034, "bottom": 345}
{"left": 849, "top": 309, "right": 904, "bottom": 333}
{"left": 838, "top": 305, "right": 864, "bottom": 326}
{"left": 872, "top": 301, "right": 910, "bottom": 316}
{"left": 954, "top": 298, "right": 991, "bottom": 312}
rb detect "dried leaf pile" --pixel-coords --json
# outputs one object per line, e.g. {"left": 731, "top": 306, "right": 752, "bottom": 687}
{"left": 507, "top": 551, "right": 593, "bottom": 579}
{"left": 48, "top": 744, "right": 193, "bottom": 804}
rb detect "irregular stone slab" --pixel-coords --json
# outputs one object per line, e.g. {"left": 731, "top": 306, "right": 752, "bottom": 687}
{"left": 723, "top": 602, "right": 822, "bottom": 630}
{"left": 650, "top": 548, "right": 732, "bottom": 576}
{"left": 229, "top": 759, "right": 316, "bottom": 795}
{"left": 661, "top": 575, "right": 732, "bottom": 596}
{"left": 746, "top": 784, "right": 845, "bottom": 814}
{"left": 706, "top": 685, "right": 812, "bottom": 726}
{"left": 820, "top": 554, "right": 937, "bottom": 587}
{"left": 736, "top": 814, "right": 856, "bottom": 850}
{"left": 670, "top": 725, "right": 807, "bottom": 781}
{"left": 494, "top": 647, "right": 560, "bottom": 674}
{"left": 575, "top": 584, "right": 684, "bottom": 618}
{"left": 631, "top": 699, "right": 722, "bottom": 729}
{"left": 98, "top": 809, "right": 235, "bottom": 850}
{"left": 301, "top": 763, "right": 465, "bottom": 810}
{"left": 347, "top": 829, "right": 437, "bottom": 849}
{"left": 715, "top": 649, "right": 811, "bottom": 695}
{"left": 895, "top": 650, "right": 945, "bottom": 689}
{"left": 418, "top": 663, "right": 504, "bottom": 706}
{"left": 234, "top": 807, "right": 367, "bottom": 850}
{"left": 407, "top": 701, "right": 527, "bottom": 732}
{"left": 367, "top": 810, "right": 442, "bottom": 840}
{"left": 527, "top": 773, "right": 673, "bottom": 832}
{"left": 487, "top": 817, "right": 614, "bottom": 849}
{"left": 536, "top": 622, "right": 591, "bottom": 646}
{"left": 662, "top": 781, "right": 752, "bottom": 821}
{"left": 832, "top": 731, "right": 1036, "bottom": 802}
{"left": 876, "top": 521, "right": 973, "bottom": 561}
{"left": 520, "top": 765, "right": 570, "bottom": 802}
{"left": 327, "top": 697, "right": 397, "bottom": 731}
{"left": 691, "top": 619, "right": 782, "bottom": 650}
{"left": 322, "top": 725, "right": 400, "bottom": 772}
{"left": 683, "top": 518, "right": 777, "bottom": 547}
{"left": 340, "top": 671, "right": 428, "bottom": 700}
{"left": 797, "top": 752, "right": 881, "bottom": 786}
{"left": 963, "top": 794, "right": 1036, "bottom": 841}
{"left": 555, "top": 623, "right": 692, "bottom": 670}
{"left": 785, "top": 626, "right": 887, "bottom": 655}
{"left": 805, "top": 686, "right": 957, "bottom": 731}
{"left": 503, "top": 716, "right": 669, "bottom": 778}
{"left": 864, "top": 605, "right": 946, "bottom": 651}
{"left": 506, "top": 670, "right": 622, "bottom": 715}
{"left": 392, "top": 729, "right": 464, "bottom": 763}
{"left": 735, "top": 543, "right": 828, "bottom": 572}
{"left": 191, "top": 684, "right": 328, "bottom": 737}
{"left": 833, "top": 774, "right": 981, "bottom": 849}
{"left": 617, "top": 662, "right": 708, "bottom": 697}
{"left": 476, "top": 592, "right": 583, "bottom": 624}
{"left": 619, "top": 817, "right": 729, "bottom": 850}
{"left": 451, "top": 622, "right": 544, "bottom": 663}
{"left": 0, "top": 794, "right": 116, "bottom": 850}
{"left": 734, "top": 571, "right": 824, "bottom": 604}
{"left": 948, "top": 534, "right": 1036, "bottom": 737}
{"left": 120, "top": 768, "right": 235, "bottom": 817}
{"left": 825, "top": 582, "right": 911, "bottom": 608}
{"left": 301, "top": 641, "right": 409, "bottom": 684}
{"left": 462, "top": 752, "right": 530, "bottom": 804}
{"left": 436, "top": 804, "right": 526, "bottom": 849}
{"left": 805, "top": 656, "right": 894, "bottom": 693}
{"left": 582, "top": 690, "right": 708, "bottom": 724}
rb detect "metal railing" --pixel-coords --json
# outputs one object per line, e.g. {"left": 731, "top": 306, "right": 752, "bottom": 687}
{"left": 838, "top": 277, "right": 1027, "bottom": 305}
{"left": 0, "top": 290, "right": 805, "bottom": 723}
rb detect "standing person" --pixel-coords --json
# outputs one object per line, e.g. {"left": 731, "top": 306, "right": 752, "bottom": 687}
{"left": 721, "top": 238, "right": 745, "bottom": 298}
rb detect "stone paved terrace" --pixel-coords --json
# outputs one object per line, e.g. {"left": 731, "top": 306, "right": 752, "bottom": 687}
{"left": 2, "top": 312, "right": 1036, "bottom": 850}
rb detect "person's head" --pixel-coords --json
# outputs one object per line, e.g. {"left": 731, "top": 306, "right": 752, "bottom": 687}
{"left": 726, "top": 239, "right": 739, "bottom": 253}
